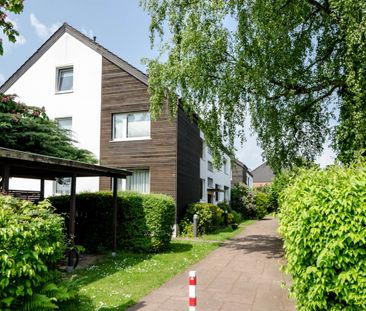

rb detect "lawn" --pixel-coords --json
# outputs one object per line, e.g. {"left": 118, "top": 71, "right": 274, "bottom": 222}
{"left": 59, "top": 220, "right": 254, "bottom": 311}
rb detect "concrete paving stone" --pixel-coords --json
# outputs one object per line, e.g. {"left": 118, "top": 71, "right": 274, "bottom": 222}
{"left": 220, "top": 301, "right": 252, "bottom": 311}
{"left": 127, "top": 217, "right": 295, "bottom": 311}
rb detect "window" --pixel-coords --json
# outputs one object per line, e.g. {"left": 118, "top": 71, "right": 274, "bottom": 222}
{"left": 215, "top": 184, "right": 221, "bottom": 201}
{"left": 56, "top": 117, "right": 72, "bottom": 138}
{"left": 56, "top": 67, "right": 73, "bottom": 92}
{"left": 55, "top": 177, "right": 71, "bottom": 195}
{"left": 113, "top": 112, "right": 150, "bottom": 140}
{"left": 224, "top": 186, "right": 230, "bottom": 202}
{"left": 208, "top": 161, "right": 213, "bottom": 172}
{"left": 200, "top": 179, "right": 205, "bottom": 200}
{"left": 223, "top": 159, "right": 228, "bottom": 174}
{"left": 207, "top": 177, "right": 213, "bottom": 189}
{"left": 201, "top": 141, "right": 206, "bottom": 159}
{"left": 54, "top": 117, "right": 72, "bottom": 195}
{"left": 117, "top": 169, "right": 150, "bottom": 193}
{"left": 207, "top": 146, "right": 212, "bottom": 155}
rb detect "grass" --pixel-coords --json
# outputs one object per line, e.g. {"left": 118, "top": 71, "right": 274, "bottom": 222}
{"left": 201, "top": 220, "right": 255, "bottom": 242}
{"left": 59, "top": 220, "right": 255, "bottom": 311}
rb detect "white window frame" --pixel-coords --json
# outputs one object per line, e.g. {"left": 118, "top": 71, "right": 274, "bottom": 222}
{"left": 56, "top": 117, "right": 72, "bottom": 139}
{"left": 117, "top": 169, "right": 150, "bottom": 194}
{"left": 112, "top": 112, "right": 151, "bottom": 141}
{"left": 223, "top": 159, "right": 228, "bottom": 174}
{"left": 56, "top": 66, "right": 74, "bottom": 93}
{"left": 208, "top": 161, "right": 214, "bottom": 172}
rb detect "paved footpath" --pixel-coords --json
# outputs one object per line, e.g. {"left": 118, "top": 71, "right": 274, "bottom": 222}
{"left": 128, "top": 217, "right": 295, "bottom": 311}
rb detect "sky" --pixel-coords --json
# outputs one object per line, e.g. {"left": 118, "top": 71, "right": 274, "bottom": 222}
{"left": 0, "top": 0, "right": 335, "bottom": 170}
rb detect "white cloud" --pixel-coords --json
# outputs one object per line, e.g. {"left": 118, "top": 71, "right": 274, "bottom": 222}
{"left": 30, "top": 13, "right": 61, "bottom": 40}
{"left": 2, "top": 18, "right": 26, "bottom": 49}
{"left": 81, "top": 28, "right": 95, "bottom": 39}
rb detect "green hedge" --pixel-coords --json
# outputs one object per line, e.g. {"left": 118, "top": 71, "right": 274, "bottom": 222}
{"left": 49, "top": 191, "right": 175, "bottom": 253}
{"left": 279, "top": 165, "right": 366, "bottom": 310}
{"left": 0, "top": 195, "right": 69, "bottom": 310}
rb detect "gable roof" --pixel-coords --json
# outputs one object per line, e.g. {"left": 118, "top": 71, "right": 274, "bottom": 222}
{"left": 251, "top": 162, "right": 274, "bottom": 183}
{"left": 0, "top": 23, "right": 148, "bottom": 93}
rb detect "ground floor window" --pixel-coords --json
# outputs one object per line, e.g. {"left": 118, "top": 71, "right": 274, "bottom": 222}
{"left": 224, "top": 186, "right": 230, "bottom": 202}
{"left": 117, "top": 169, "right": 150, "bottom": 194}
{"left": 55, "top": 177, "right": 71, "bottom": 195}
{"left": 200, "top": 178, "right": 206, "bottom": 200}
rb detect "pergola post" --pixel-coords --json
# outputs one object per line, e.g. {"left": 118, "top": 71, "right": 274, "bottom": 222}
{"left": 40, "top": 178, "right": 45, "bottom": 201}
{"left": 112, "top": 176, "right": 118, "bottom": 257}
{"left": 67, "top": 173, "right": 77, "bottom": 272}
{"left": 1, "top": 165, "right": 10, "bottom": 194}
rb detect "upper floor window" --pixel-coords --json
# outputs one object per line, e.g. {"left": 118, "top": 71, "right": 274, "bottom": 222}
{"left": 56, "top": 117, "right": 72, "bottom": 138}
{"left": 56, "top": 67, "right": 73, "bottom": 92}
{"left": 207, "top": 177, "right": 214, "bottom": 189}
{"left": 113, "top": 112, "right": 151, "bottom": 141}
{"left": 208, "top": 161, "right": 213, "bottom": 172}
{"left": 223, "top": 159, "right": 228, "bottom": 174}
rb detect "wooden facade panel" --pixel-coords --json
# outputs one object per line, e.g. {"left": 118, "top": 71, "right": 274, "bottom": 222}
{"left": 100, "top": 57, "right": 178, "bottom": 202}
{"left": 176, "top": 108, "right": 201, "bottom": 219}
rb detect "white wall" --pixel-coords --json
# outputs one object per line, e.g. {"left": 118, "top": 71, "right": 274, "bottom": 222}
{"left": 199, "top": 131, "right": 232, "bottom": 204}
{"left": 7, "top": 33, "right": 103, "bottom": 196}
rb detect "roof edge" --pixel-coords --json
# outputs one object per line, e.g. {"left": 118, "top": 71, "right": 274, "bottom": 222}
{"left": 0, "top": 23, "right": 148, "bottom": 93}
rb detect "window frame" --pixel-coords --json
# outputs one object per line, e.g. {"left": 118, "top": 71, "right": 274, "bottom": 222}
{"left": 208, "top": 161, "right": 213, "bottom": 172}
{"left": 55, "top": 66, "right": 74, "bottom": 93}
{"left": 112, "top": 111, "right": 151, "bottom": 141}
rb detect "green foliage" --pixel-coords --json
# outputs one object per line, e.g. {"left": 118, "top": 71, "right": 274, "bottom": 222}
{"left": 181, "top": 203, "right": 225, "bottom": 235}
{"left": 141, "top": 0, "right": 366, "bottom": 170}
{"left": 0, "top": 94, "right": 97, "bottom": 163}
{"left": 279, "top": 165, "right": 366, "bottom": 310}
{"left": 0, "top": 0, "right": 24, "bottom": 55}
{"left": 253, "top": 192, "right": 268, "bottom": 220}
{"left": 230, "top": 210, "right": 242, "bottom": 224}
{"left": 49, "top": 191, "right": 176, "bottom": 253}
{"left": 230, "top": 183, "right": 250, "bottom": 215}
{"left": 0, "top": 195, "right": 70, "bottom": 310}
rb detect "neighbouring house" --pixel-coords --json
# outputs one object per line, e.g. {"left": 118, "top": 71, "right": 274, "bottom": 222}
{"left": 0, "top": 23, "right": 231, "bottom": 223}
{"left": 231, "top": 159, "right": 253, "bottom": 188}
{"left": 251, "top": 162, "right": 274, "bottom": 187}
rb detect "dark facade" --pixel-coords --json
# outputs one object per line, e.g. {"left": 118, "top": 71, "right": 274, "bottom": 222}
{"left": 231, "top": 159, "right": 252, "bottom": 186}
{"left": 99, "top": 57, "right": 201, "bottom": 219}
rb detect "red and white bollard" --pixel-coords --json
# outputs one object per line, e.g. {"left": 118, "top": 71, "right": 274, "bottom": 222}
{"left": 189, "top": 271, "right": 197, "bottom": 311}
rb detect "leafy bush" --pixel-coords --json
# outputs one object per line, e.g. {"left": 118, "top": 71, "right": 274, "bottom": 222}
{"left": 230, "top": 210, "right": 242, "bottom": 224}
{"left": 253, "top": 191, "right": 268, "bottom": 219}
{"left": 279, "top": 165, "right": 366, "bottom": 310}
{"left": 49, "top": 191, "right": 175, "bottom": 253}
{"left": 230, "top": 183, "right": 250, "bottom": 215}
{"left": 230, "top": 183, "right": 268, "bottom": 219}
{"left": 0, "top": 195, "right": 70, "bottom": 310}
{"left": 182, "top": 203, "right": 225, "bottom": 235}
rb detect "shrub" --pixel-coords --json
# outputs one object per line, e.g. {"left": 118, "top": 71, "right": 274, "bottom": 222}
{"left": 230, "top": 210, "right": 242, "bottom": 224}
{"left": 184, "top": 203, "right": 214, "bottom": 234}
{"left": 49, "top": 191, "right": 175, "bottom": 253}
{"left": 253, "top": 191, "right": 268, "bottom": 219}
{"left": 230, "top": 183, "right": 250, "bottom": 215}
{"left": 279, "top": 165, "right": 366, "bottom": 310}
{"left": 0, "top": 195, "right": 70, "bottom": 310}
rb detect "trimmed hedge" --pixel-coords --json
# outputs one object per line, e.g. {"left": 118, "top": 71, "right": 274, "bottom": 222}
{"left": 0, "top": 195, "right": 68, "bottom": 310}
{"left": 279, "top": 165, "right": 366, "bottom": 310}
{"left": 49, "top": 191, "right": 175, "bottom": 253}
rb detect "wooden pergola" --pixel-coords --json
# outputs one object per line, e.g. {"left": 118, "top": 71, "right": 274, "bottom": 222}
{"left": 0, "top": 147, "right": 131, "bottom": 271}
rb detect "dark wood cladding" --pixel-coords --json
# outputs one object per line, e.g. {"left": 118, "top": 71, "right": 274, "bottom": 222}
{"left": 176, "top": 107, "right": 201, "bottom": 220}
{"left": 232, "top": 161, "right": 249, "bottom": 185}
{"left": 99, "top": 57, "right": 177, "bottom": 201}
